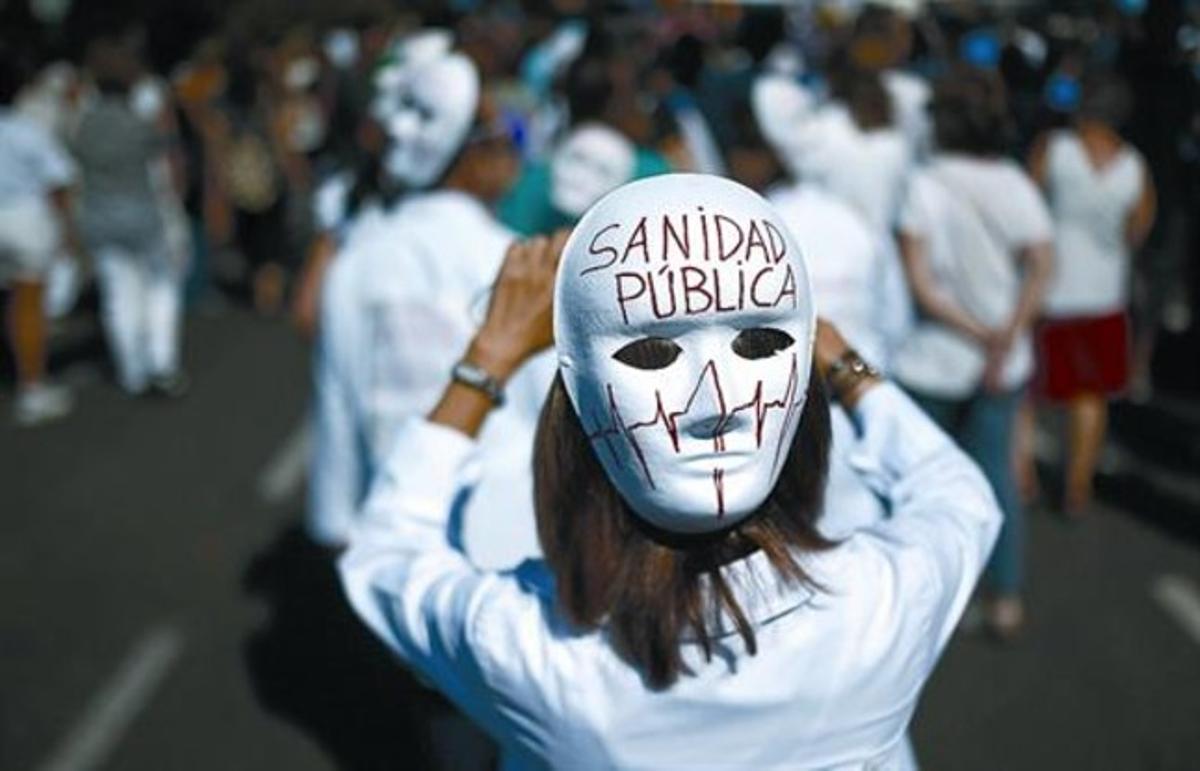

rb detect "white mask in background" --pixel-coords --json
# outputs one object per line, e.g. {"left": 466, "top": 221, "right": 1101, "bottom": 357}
{"left": 554, "top": 174, "right": 817, "bottom": 534}
{"left": 369, "top": 27, "right": 453, "bottom": 101}
{"left": 549, "top": 122, "right": 636, "bottom": 218}
{"left": 372, "top": 51, "right": 480, "bottom": 189}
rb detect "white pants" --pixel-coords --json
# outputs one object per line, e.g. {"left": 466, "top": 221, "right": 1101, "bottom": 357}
{"left": 95, "top": 246, "right": 183, "bottom": 393}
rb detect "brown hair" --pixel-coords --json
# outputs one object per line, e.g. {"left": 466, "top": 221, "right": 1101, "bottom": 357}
{"left": 533, "top": 372, "right": 834, "bottom": 690}
{"left": 931, "top": 66, "right": 1012, "bottom": 157}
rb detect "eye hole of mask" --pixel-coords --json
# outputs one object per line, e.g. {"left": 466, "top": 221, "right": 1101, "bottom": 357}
{"left": 612, "top": 337, "right": 683, "bottom": 370}
{"left": 731, "top": 327, "right": 795, "bottom": 360}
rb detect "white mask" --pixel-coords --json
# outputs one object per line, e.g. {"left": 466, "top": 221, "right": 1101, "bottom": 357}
{"left": 554, "top": 174, "right": 817, "bottom": 534}
{"left": 549, "top": 123, "right": 636, "bottom": 218}
{"left": 372, "top": 49, "right": 479, "bottom": 189}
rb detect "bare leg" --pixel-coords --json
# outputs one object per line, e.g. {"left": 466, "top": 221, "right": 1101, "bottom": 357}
{"left": 1064, "top": 393, "right": 1107, "bottom": 515}
{"left": 7, "top": 279, "right": 48, "bottom": 387}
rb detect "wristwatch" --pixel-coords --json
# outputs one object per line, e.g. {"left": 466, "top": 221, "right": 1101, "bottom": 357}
{"left": 825, "top": 348, "right": 881, "bottom": 403}
{"left": 451, "top": 359, "right": 506, "bottom": 406}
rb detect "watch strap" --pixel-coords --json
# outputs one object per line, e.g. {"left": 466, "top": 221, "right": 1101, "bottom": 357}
{"left": 451, "top": 359, "right": 506, "bottom": 406}
{"left": 825, "top": 349, "right": 881, "bottom": 402}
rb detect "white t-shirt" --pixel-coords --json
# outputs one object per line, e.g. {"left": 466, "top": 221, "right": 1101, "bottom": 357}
{"left": 893, "top": 155, "right": 1053, "bottom": 398}
{"left": 312, "top": 191, "right": 555, "bottom": 569}
{"left": 340, "top": 384, "right": 1001, "bottom": 770}
{"left": 802, "top": 104, "right": 913, "bottom": 234}
{"left": 0, "top": 108, "right": 76, "bottom": 204}
{"left": 768, "top": 181, "right": 905, "bottom": 369}
{"left": 1041, "top": 131, "right": 1145, "bottom": 317}
{"left": 313, "top": 171, "right": 354, "bottom": 237}
{"left": 883, "top": 70, "right": 932, "bottom": 161}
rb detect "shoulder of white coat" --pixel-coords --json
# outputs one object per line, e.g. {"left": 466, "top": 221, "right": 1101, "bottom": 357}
{"left": 465, "top": 560, "right": 608, "bottom": 726}
{"left": 800, "top": 535, "right": 943, "bottom": 665}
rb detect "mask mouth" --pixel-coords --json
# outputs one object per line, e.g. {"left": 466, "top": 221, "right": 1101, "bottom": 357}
{"left": 677, "top": 450, "right": 756, "bottom": 471}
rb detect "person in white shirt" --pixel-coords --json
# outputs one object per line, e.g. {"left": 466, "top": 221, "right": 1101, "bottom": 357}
{"left": 1026, "top": 73, "right": 1156, "bottom": 516}
{"left": 310, "top": 44, "right": 555, "bottom": 571}
{"left": 290, "top": 30, "right": 453, "bottom": 341}
{"left": 892, "top": 69, "right": 1054, "bottom": 640}
{"left": 741, "top": 83, "right": 908, "bottom": 542}
{"left": 340, "top": 174, "right": 1001, "bottom": 769}
{"left": 74, "top": 30, "right": 188, "bottom": 397}
{"left": 0, "top": 44, "right": 79, "bottom": 425}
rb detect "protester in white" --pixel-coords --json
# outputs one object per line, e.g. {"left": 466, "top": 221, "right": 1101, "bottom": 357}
{"left": 752, "top": 73, "right": 912, "bottom": 334}
{"left": 340, "top": 174, "right": 1000, "bottom": 769}
{"left": 754, "top": 77, "right": 918, "bottom": 764}
{"left": 1026, "top": 75, "right": 1156, "bottom": 515}
{"left": 0, "top": 53, "right": 79, "bottom": 424}
{"left": 73, "top": 32, "right": 188, "bottom": 397}
{"left": 752, "top": 74, "right": 913, "bottom": 542}
{"left": 892, "top": 70, "right": 1054, "bottom": 640}
{"left": 310, "top": 46, "right": 554, "bottom": 570}
{"left": 290, "top": 29, "right": 455, "bottom": 341}
{"left": 17, "top": 60, "right": 87, "bottom": 320}
{"left": 753, "top": 69, "right": 912, "bottom": 235}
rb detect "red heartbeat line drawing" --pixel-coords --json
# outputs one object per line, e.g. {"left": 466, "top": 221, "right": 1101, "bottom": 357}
{"left": 583, "top": 353, "right": 805, "bottom": 517}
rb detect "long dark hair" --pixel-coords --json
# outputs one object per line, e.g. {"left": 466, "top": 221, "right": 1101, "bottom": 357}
{"left": 533, "top": 371, "right": 834, "bottom": 690}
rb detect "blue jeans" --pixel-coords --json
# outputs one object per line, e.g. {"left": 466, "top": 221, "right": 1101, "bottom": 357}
{"left": 908, "top": 387, "right": 1024, "bottom": 596}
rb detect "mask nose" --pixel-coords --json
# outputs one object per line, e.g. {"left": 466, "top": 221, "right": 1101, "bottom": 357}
{"left": 677, "top": 364, "right": 750, "bottom": 443}
{"left": 682, "top": 411, "right": 750, "bottom": 442}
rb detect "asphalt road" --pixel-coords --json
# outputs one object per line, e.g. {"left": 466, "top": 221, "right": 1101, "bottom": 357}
{"left": 2, "top": 310, "right": 1198, "bottom": 771}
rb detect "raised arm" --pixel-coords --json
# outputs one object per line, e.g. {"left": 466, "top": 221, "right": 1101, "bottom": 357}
{"left": 831, "top": 342, "right": 1002, "bottom": 652}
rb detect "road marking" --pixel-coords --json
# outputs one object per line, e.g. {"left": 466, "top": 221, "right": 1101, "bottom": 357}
{"left": 1151, "top": 574, "right": 1200, "bottom": 646}
{"left": 37, "top": 625, "right": 184, "bottom": 771}
{"left": 257, "top": 418, "right": 312, "bottom": 504}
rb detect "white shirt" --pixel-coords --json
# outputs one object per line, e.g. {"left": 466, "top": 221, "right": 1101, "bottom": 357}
{"left": 768, "top": 181, "right": 909, "bottom": 370}
{"left": 340, "top": 383, "right": 1001, "bottom": 770}
{"left": 768, "top": 181, "right": 911, "bottom": 540}
{"left": 1041, "top": 131, "right": 1144, "bottom": 317}
{"left": 313, "top": 171, "right": 354, "bottom": 238}
{"left": 311, "top": 190, "right": 554, "bottom": 568}
{"left": 0, "top": 108, "right": 76, "bottom": 204}
{"left": 800, "top": 105, "right": 913, "bottom": 234}
{"left": 882, "top": 71, "right": 932, "bottom": 162}
{"left": 892, "top": 155, "right": 1053, "bottom": 398}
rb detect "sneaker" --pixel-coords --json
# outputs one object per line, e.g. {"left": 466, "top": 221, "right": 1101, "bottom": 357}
{"left": 148, "top": 372, "right": 190, "bottom": 399}
{"left": 14, "top": 382, "right": 74, "bottom": 427}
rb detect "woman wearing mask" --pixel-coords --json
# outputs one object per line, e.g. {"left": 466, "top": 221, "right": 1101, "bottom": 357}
{"left": 340, "top": 174, "right": 1000, "bottom": 768}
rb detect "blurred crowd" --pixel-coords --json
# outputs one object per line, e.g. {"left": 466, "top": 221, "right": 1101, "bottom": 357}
{"left": 3, "top": 0, "right": 1200, "bottom": 766}
{"left": 1, "top": 0, "right": 1195, "bottom": 598}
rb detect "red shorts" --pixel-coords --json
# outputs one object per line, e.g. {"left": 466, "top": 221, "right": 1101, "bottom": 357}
{"left": 1035, "top": 312, "right": 1130, "bottom": 402}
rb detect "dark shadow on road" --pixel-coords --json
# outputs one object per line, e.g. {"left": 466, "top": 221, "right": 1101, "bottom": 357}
{"left": 241, "top": 524, "right": 497, "bottom": 771}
